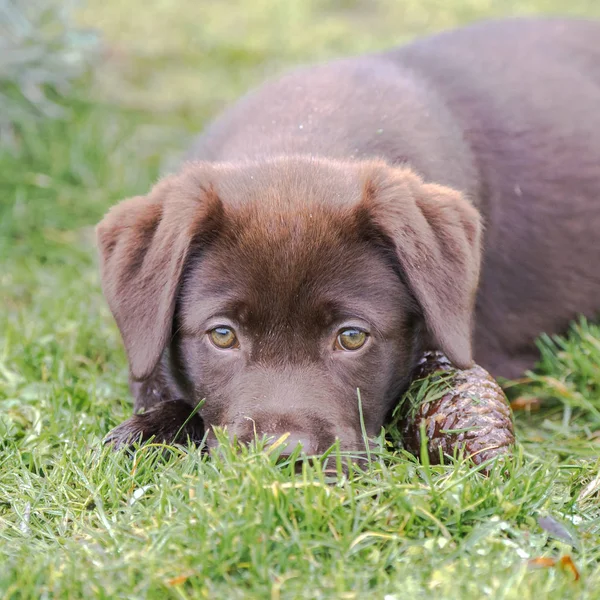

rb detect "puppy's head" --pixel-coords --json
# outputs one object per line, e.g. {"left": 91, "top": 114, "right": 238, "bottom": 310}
{"left": 97, "top": 158, "right": 481, "bottom": 454}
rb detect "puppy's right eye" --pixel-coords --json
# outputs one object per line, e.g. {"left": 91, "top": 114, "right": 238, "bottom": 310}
{"left": 209, "top": 327, "right": 239, "bottom": 349}
{"left": 335, "top": 328, "right": 368, "bottom": 351}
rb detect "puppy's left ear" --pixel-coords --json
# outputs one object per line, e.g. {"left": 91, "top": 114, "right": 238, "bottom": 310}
{"left": 360, "top": 164, "right": 482, "bottom": 368}
{"left": 96, "top": 166, "right": 223, "bottom": 380}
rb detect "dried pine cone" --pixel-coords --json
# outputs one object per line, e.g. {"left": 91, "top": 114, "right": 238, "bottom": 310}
{"left": 399, "top": 352, "right": 515, "bottom": 467}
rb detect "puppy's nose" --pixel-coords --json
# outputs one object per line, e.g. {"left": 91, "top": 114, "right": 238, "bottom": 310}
{"left": 269, "top": 433, "right": 317, "bottom": 457}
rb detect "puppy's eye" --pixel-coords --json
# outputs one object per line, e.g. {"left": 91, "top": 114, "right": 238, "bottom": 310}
{"left": 209, "top": 326, "right": 239, "bottom": 349}
{"left": 335, "top": 328, "right": 368, "bottom": 351}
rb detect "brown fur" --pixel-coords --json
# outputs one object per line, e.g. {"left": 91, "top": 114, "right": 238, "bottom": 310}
{"left": 98, "top": 18, "right": 600, "bottom": 451}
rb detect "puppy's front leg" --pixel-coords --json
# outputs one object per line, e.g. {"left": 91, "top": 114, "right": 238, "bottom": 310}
{"left": 105, "top": 400, "right": 205, "bottom": 449}
{"left": 129, "top": 362, "right": 178, "bottom": 413}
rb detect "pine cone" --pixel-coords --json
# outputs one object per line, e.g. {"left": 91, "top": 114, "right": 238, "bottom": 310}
{"left": 400, "top": 352, "right": 515, "bottom": 467}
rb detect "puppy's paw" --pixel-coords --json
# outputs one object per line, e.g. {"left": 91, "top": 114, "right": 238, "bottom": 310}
{"left": 105, "top": 400, "right": 205, "bottom": 449}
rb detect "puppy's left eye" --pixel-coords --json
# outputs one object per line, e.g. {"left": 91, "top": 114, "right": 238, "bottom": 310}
{"left": 209, "top": 326, "right": 239, "bottom": 349}
{"left": 335, "top": 328, "right": 368, "bottom": 351}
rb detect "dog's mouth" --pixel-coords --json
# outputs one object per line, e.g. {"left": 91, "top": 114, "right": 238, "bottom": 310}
{"left": 203, "top": 424, "right": 376, "bottom": 469}
{"left": 105, "top": 398, "right": 380, "bottom": 467}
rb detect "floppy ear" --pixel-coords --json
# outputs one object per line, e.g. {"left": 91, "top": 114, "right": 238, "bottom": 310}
{"left": 360, "top": 163, "right": 482, "bottom": 368}
{"left": 96, "top": 168, "right": 223, "bottom": 380}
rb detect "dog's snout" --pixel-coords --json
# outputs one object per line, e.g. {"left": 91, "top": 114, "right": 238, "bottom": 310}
{"left": 269, "top": 432, "right": 318, "bottom": 457}
{"left": 225, "top": 417, "right": 321, "bottom": 455}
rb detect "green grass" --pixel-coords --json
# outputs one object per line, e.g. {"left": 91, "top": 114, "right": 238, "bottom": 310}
{"left": 2, "top": 1, "right": 600, "bottom": 597}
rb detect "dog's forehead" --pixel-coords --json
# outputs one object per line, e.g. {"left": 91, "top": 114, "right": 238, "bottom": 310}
{"left": 180, "top": 198, "right": 408, "bottom": 336}
{"left": 205, "top": 161, "right": 374, "bottom": 289}
{"left": 178, "top": 158, "right": 410, "bottom": 333}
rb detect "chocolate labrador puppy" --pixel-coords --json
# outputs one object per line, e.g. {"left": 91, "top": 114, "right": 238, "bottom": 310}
{"left": 98, "top": 18, "right": 600, "bottom": 454}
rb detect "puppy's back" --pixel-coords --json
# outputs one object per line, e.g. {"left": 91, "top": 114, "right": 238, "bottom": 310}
{"left": 395, "top": 18, "right": 600, "bottom": 209}
{"left": 188, "top": 18, "right": 600, "bottom": 202}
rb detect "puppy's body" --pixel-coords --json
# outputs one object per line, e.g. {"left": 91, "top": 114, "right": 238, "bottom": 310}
{"left": 189, "top": 18, "right": 600, "bottom": 378}
{"left": 99, "top": 19, "right": 600, "bottom": 451}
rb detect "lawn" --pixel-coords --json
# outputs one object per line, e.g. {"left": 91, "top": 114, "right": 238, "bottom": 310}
{"left": 1, "top": 1, "right": 600, "bottom": 598}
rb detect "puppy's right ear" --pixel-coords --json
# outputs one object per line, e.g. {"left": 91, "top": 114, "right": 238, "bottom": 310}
{"left": 96, "top": 168, "right": 223, "bottom": 380}
{"left": 358, "top": 163, "right": 482, "bottom": 369}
